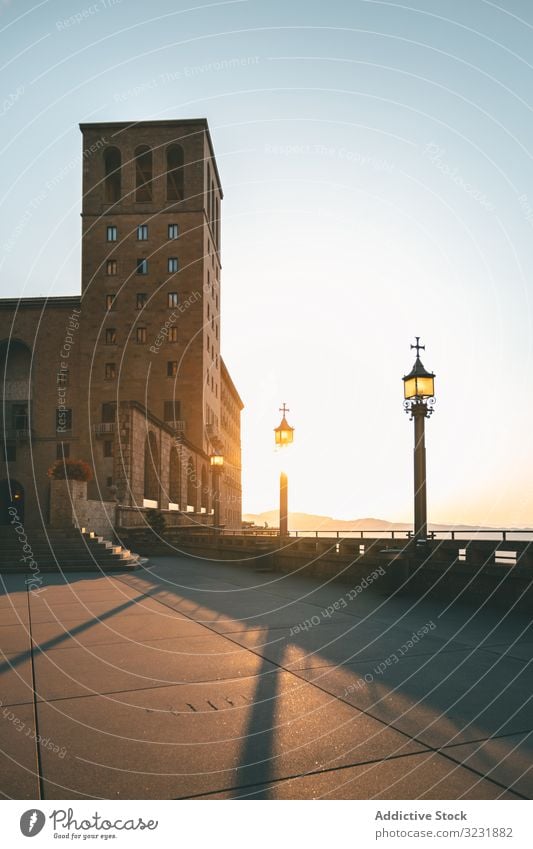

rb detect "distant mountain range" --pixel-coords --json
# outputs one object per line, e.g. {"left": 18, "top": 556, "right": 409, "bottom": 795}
{"left": 242, "top": 511, "right": 487, "bottom": 532}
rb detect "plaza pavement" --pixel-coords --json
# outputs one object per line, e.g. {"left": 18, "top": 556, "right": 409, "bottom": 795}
{"left": 0, "top": 553, "right": 532, "bottom": 799}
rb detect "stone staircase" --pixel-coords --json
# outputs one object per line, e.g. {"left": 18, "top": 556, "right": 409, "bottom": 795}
{"left": 0, "top": 525, "right": 143, "bottom": 572}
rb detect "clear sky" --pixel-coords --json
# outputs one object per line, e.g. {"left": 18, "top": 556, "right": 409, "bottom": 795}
{"left": 1, "top": 0, "right": 533, "bottom": 526}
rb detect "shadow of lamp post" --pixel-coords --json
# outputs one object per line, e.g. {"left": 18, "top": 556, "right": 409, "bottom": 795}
{"left": 274, "top": 404, "right": 295, "bottom": 538}
{"left": 403, "top": 338, "right": 436, "bottom": 542}
{"left": 209, "top": 452, "right": 224, "bottom": 532}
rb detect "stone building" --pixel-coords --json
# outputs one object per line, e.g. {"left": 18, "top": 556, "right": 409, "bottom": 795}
{"left": 0, "top": 119, "right": 243, "bottom": 531}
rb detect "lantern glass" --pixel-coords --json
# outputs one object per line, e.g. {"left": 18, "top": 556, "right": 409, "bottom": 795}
{"left": 275, "top": 426, "right": 294, "bottom": 446}
{"left": 210, "top": 454, "right": 224, "bottom": 467}
{"left": 404, "top": 374, "right": 434, "bottom": 400}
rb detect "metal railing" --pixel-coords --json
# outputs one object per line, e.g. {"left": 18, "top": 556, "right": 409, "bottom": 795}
{"left": 231, "top": 527, "right": 533, "bottom": 542}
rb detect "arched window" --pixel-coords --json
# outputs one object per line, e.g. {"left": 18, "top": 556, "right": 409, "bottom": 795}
{"left": 169, "top": 447, "right": 181, "bottom": 508}
{"left": 143, "top": 431, "right": 159, "bottom": 502}
{"left": 135, "top": 145, "right": 153, "bottom": 202}
{"left": 104, "top": 147, "right": 121, "bottom": 203}
{"left": 166, "top": 144, "right": 184, "bottom": 201}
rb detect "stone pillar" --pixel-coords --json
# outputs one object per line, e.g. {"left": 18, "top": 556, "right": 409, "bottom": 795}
{"left": 49, "top": 479, "right": 87, "bottom": 528}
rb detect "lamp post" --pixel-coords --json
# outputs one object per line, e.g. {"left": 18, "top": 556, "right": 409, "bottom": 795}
{"left": 209, "top": 452, "right": 224, "bottom": 531}
{"left": 403, "top": 338, "right": 436, "bottom": 542}
{"left": 274, "top": 404, "right": 294, "bottom": 537}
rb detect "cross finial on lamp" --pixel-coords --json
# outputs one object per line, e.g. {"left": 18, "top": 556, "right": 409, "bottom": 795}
{"left": 279, "top": 402, "right": 290, "bottom": 416}
{"left": 411, "top": 337, "right": 425, "bottom": 358}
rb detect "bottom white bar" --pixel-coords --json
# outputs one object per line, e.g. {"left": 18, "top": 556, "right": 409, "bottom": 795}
{"left": 2, "top": 799, "right": 532, "bottom": 848}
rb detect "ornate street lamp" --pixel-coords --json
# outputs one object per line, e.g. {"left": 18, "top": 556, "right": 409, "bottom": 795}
{"left": 403, "top": 338, "right": 436, "bottom": 541}
{"left": 209, "top": 452, "right": 224, "bottom": 531}
{"left": 274, "top": 404, "right": 294, "bottom": 537}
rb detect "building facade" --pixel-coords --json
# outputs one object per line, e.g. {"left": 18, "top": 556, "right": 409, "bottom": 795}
{"left": 0, "top": 119, "right": 243, "bottom": 529}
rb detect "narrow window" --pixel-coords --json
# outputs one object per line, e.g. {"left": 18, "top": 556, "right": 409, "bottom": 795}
{"left": 167, "top": 292, "right": 179, "bottom": 308}
{"left": 167, "top": 361, "right": 178, "bottom": 377}
{"left": 136, "top": 327, "right": 147, "bottom": 344}
{"left": 106, "top": 259, "right": 117, "bottom": 276}
{"left": 164, "top": 400, "right": 181, "bottom": 421}
{"left": 106, "top": 476, "right": 113, "bottom": 487}
{"left": 101, "top": 402, "right": 114, "bottom": 423}
{"left": 168, "top": 223, "right": 179, "bottom": 239}
{"left": 135, "top": 145, "right": 153, "bottom": 202}
{"left": 105, "top": 328, "right": 117, "bottom": 345}
{"left": 56, "top": 368, "right": 69, "bottom": 387}
{"left": 104, "top": 147, "right": 121, "bottom": 203}
{"left": 168, "top": 257, "right": 179, "bottom": 273}
{"left": 136, "top": 292, "right": 147, "bottom": 310}
{"left": 56, "top": 442, "right": 70, "bottom": 460}
{"left": 103, "top": 440, "right": 113, "bottom": 458}
{"left": 105, "top": 363, "right": 116, "bottom": 380}
{"left": 136, "top": 258, "right": 148, "bottom": 275}
{"left": 166, "top": 145, "right": 184, "bottom": 201}
{"left": 106, "top": 225, "right": 117, "bottom": 242}
{"left": 106, "top": 293, "right": 116, "bottom": 310}
{"left": 137, "top": 224, "right": 148, "bottom": 241}
{"left": 169, "top": 327, "right": 178, "bottom": 343}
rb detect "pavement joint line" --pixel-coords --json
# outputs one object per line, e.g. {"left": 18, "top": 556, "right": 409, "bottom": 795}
{"left": 114, "top": 569, "right": 531, "bottom": 800}
{"left": 31, "top": 667, "right": 283, "bottom": 706}
{"left": 436, "top": 727, "right": 533, "bottom": 751}
{"left": 170, "top": 747, "right": 522, "bottom": 801}
{"left": 285, "top": 647, "right": 485, "bottom": 672}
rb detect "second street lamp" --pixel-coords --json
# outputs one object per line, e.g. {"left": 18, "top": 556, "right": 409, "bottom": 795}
{"left": 403, "top": 338, "right": 436, "bottom": 542}
{"left": 274, "top": 404, "right": 294, "bottom": 537}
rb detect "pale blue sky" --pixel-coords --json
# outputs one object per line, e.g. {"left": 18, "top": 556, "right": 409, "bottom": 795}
{"left": 1, "top": 0, "right": 533, "bottom": 524}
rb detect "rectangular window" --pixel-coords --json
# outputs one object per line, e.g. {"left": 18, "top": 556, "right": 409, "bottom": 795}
{"left": 106, "top": 226, "right": 117, "bottom": 242}
{"left": 56, "top": 442, "right": 70, "bottom": 460}
{"left": 164, "top": 400, "right": 181, "bottom": 421}
{"left": 168, "top": 224, "right": 179, "bottom": 240}
{"left": 103, "top": 440, "right": 113, "bottom": 458}
{"left": 105, "top": 363, "right": 116, "bottom": 381}
{"left": 102, "top": 402, "right": 114, "bottom": 423}
{"left": 106, "top": 259, "right": 117, "bottom": 276}
{"left": 106, "top": 476, "right": 113, "bottom": 488}
{"left": 56, "top": 408, "right": 72, "bottom": 431}
{"left": 167, "top": 292, "right": 179, "bottom": 308}
{"left": 168, "top": 257, "right": 179, "bottom": 273}
{"left": 137, "top": 224, "right": 148, "bottom": 241}
{"left": 136, "top": 327, "right": 147, "bottom": 344}
{"left": 105, "top": 328, "right": 117, "bottom": 345}
{"left": 136, "top": 292, "right": 147, "bottom": 310}
{"left": 106, "top": 293, "right": 116, "bottom": 310}
{"left": 167, "top": 361, "right": 178, "bottom": 377}
{"left": 136, "top": 258, "right": 148, "bottom": 275}
{"left": 169, "top": 326, "right": 178, "bottom": 343}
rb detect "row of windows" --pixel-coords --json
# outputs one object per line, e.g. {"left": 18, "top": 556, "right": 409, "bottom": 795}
{"left": 105, "top": 326, "right": 178, "bottom": 344}
{"left": 101, "top": 401, "right": 181, "bottom": 423}
{"left": 104, "top": 145, "right": 185, "bottom": 204}
{"left": 104, "top": 361, "right": 180, "bottom": 380}
{"left": 106, "top": 292, "right": 180, "bottom": 312}
{"left": 105, "top": 257, "right": 179, "bottom": 276}
{"left": 107, "top": 223, "right": 179, "bottom": 242}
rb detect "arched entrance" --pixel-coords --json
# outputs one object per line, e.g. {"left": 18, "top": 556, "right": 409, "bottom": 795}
{"left": 0, "top": 479, "right": 25, "bottom": 524}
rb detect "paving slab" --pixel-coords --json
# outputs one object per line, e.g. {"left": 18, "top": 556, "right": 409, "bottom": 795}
{"left": 199, "top": 750, "right": 520, "bottom": 800}
{"left": 440, "top": 731, "right": 533, "bottom": 799}
{"left": 0, "top": 703, "right": 40, "bottom": 798}
{"left": 0, "top": 623, "right": 32, "bottom": 653}
{"left": 31, "top": 611, "right": 210, "bottom": 651}
{"left": 298, "top": 648, "right": 533, "bottom": 747}
{"left": 28, "top": 595, "right": 184, "bottom": 624}
{"left": 37, "top": 672, "right": 425, "bottom": 799}
{"left": 229, "top": 619, "right": 463, "bottom": 671}
{"left": 0, "top": 606, "right": 29, "bottom": 626}
{"left": 0, "top": 651, "right": 35, "bottom": 706}
{"left": 33, "top": 635, "right": 282, "bottom": 700}
{"left": 483, "top": 642, "right": 533, "bottom": 662}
